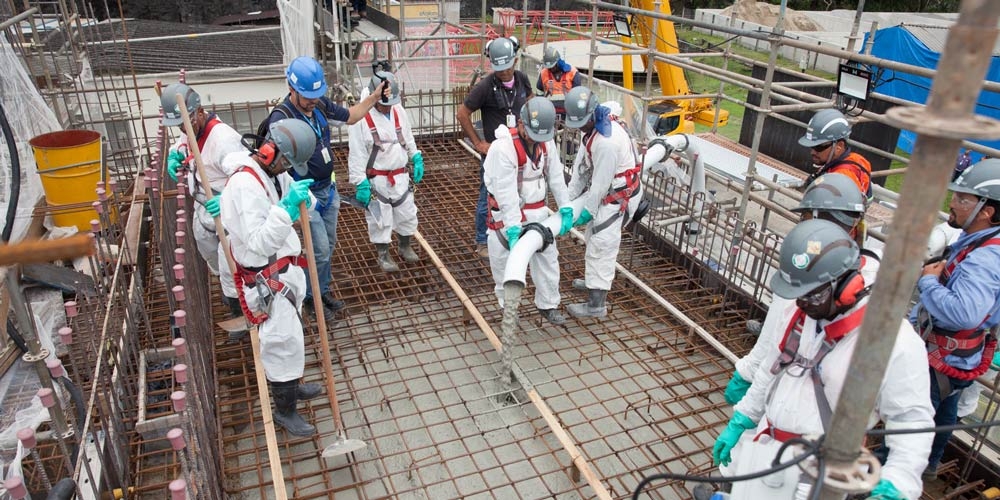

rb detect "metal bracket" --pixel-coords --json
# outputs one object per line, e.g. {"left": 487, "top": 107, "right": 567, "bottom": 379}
{"left": 22, "top": 347, "right": 50, "bottom": 363}
{"left": 884, "top": 106, "right": 1000, "bottom": 141}
{"left": 795, "top": 438, "right": 881, "bottom": 495}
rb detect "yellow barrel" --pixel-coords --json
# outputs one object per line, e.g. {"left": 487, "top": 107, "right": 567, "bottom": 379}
{"left": 30, "top": 130, "right": 104, "bottom": 231}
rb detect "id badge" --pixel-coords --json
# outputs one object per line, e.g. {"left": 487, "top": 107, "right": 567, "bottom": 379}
{"left": 506, "top": 113, "right": 516, "bottom": 128}
{"left": 321, "top": 147, "right": 332, "bottom": 163}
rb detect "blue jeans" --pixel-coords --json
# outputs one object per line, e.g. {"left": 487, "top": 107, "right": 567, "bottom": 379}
{"left": 475, "top": 160, "right": 488, "bottom": 245}
{"left": 927, "top": 366, "right": 974, "bottom": 469}
{"left": 306, "top": 185, "right": 340, "bottom": 300}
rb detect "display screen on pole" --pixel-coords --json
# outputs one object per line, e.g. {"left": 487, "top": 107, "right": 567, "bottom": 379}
{"left": 837, "top": 64, "right": 872, "bottom": 102}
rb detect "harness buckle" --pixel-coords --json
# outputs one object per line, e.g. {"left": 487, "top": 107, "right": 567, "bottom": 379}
{"left": 943, "top": 336, "right": 960, "bottom": 352}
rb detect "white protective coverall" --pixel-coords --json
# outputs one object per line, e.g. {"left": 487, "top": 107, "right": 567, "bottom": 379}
{"left": 170, "top": 117, "right": 244, "bottom": 297}
{"left": 218, "top": 150, "right": 315, "bottom": 383}
{"left": 727, "top": 295, "right": 934, "bottom": 500}
{"left": 483, "top": 125, "right": 570, "bottom": 309}
{"left": 347, "top": 105, "right": 419, "bottom": 243}
{"left": 735, "top": 251, "right": 880, "bottom": 382}
{"left": 566, "top": 118, "right": 643, "bottom": 290}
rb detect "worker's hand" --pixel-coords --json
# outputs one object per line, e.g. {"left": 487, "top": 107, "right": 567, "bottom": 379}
{"left": 866, "top": 479, "right": 904, "bottom": 500}
{"left": 204, "top": 194, "right": 221, "bottom": 218}
{"left": 724, "top": 371, "right": 752, "bottom": 405}
{"left": 167, "top": 149, "right": 186, "bottom": 182}
{"left": 712, "top": 411, "right": 756, "bottom": 467}
{"left": 475, "top": 140, "right": 491, "bottom": 156}
{"left": 279, "top": 179, "right": 314, "bottom": 222}
{"left": 412, "top": 151, "right": 425, "bottom": 184}
{"left": 558, "top": 206, "right": 574, "bottom": 236}
{"left": 506, "top": 225, "right": 522, "bottom": 249}
{"left": 921, "top": 260, "right": 945, "bottom": 278}
{"left": 355, "top": 178, "right": 373, "bottom": 206}
{"left": 376, "top": 80, "right": 390, "bottom": 103}
{"left": 574, "top": 208, "right": 593, "bottom": 227}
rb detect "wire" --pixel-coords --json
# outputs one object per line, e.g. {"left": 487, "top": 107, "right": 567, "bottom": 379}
{"left": 866, "top": 419, "right": 1000, "bottom": 437}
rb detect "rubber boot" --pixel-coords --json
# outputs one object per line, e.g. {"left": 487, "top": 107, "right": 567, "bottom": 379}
{"left": 271, "top": 380, "right": 316, "bottom": 437}
{"left": 398, "top": 234, "right": 419, "bottom": 263}
{"left": 572, "top": 278, "right": 587, "bottom": 291}
{"left": 566, "top": 289, "right": 608, "bottom": 318}
{"left": 223, "top": 296, "right": 248, "bottom": 343}
{"left": 538, "top": 308, "right": 567, "bottom": 325}
{"left": 376, "top": 243, "right": 400, "bottom": 272}
{"left": 321, "top": 291, "right": 345, "bottom": 314}
{"left": 297, "top": 382, "right": 323, "bottom": 400}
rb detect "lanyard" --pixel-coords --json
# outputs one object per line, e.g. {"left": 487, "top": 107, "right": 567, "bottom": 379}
{"left": 287, "top": 99, "right": 324, "bottom": 139}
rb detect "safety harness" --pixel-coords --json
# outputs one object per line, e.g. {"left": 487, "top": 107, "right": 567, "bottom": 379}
{"left": 764, "top": 302, "right": 868, "bottom": 440}
{"left": 921, "top": 229, "right": 1000, "bottom": 381}
{"left": 539, "top": 67, "right": 578, "bottom": 98}
{"left": 804, "top": 151, "right": 873, "bottom": 204}
{"left": 226, "top": 166, "right": 305, "bottom": 325}
{"left": 486, "top": 128, "right": 549, "bottom": 232}
{"left": 582, "top": 125, "right": 643, "bottom": 234}
{"left": 363, "top": 110, "right": 408, "bottom": 186}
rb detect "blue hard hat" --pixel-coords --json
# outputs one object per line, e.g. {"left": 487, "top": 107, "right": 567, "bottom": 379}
{"left": 286, "top": 56, "right": 327, "bottom": 99}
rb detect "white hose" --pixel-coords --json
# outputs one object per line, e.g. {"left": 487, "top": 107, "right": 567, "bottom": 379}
{"left": 502, "top": 198, "right": 587, "bottom": 287}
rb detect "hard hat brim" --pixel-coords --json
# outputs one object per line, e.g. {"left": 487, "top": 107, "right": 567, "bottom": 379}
{"left": 297, "top": 82, "right": 327, "bottom": 99}
{"left": 491, "top": 60, "right": 515, "bottom": 71}
{"left": 543, "top": 61, "right": 558, "bottom": 69}
{"left": 524, "top": 128, "right": 554, "bottom": 142}
{"left": 290, "top": 160, "right": 310, "bottom": 177}
{"left": 769, "top": 272, "right": 812, "bottom": 300}
{"left": 797, "top": 135, "right": 827, "bottom": 147}
{"left": 162, "top": 116, "right": 183, "bottom": 127}
{"left": 564, "top": 114, "right": 589, "bottom": 129}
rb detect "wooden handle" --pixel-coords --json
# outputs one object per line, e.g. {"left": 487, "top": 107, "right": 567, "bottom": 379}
{"left": 0, "top": 234, "right": 95, "bottom": 267}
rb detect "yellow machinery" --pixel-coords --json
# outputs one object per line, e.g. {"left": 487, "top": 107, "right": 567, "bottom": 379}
{"left": 623, "top": 0, "right": 729, "bottom": 135}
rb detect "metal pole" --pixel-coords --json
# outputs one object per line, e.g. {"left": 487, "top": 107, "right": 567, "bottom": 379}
{"left": 711, "top": 1, "right": 739, "bottom": 134}
{"left": 844, "top": 0, "right": 866, "bottom": 54}
{"left": 818, "top": 1, "right": 1000, "bottom": 498}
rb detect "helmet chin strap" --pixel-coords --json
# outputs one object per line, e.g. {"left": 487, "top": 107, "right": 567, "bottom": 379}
{"left": 961, "top": 197, "right": 988, "bottom": 231}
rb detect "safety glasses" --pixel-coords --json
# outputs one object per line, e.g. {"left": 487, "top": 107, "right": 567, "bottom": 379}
{"left": 797, "top": 283, "right": 833, "bottom": 307}
{"left": 811, "top": 142, "right": 834, "bottom": 153}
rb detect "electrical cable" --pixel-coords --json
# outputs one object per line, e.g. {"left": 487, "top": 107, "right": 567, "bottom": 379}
{"left": 0, "top": 99, "right": 19, "bottom": 243}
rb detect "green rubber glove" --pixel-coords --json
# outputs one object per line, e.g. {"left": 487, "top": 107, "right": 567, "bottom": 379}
{"left": 559, "top": 206, "right": 574, "bottom": 236}
{"left": 992, "top": 349, "right": 1000, "bottom": 370}
{"left": 506, "top": 225, "right": 522, "bottom": 249}
{"left": 204, "top": 194, "right": 221, "bottom": 218}
{"left": 356, "top": 178, "right": 372, "bottom": 205}
{"left": 574, "top": 208, "right": 593, "bottom": 227}
{"left": 412, "top": 151, "right": 425, "bottom": 184}
{"left": 712, "top": 411, "right": 756, "bottom": 466}
{"left": 867, "top": 479, "right": 904, "bottom": 500}
{"left": 279, "top": 179, "right": 314, "bottom": 222}
{"left": 724, "top": 371, "right": 752, "bottom": 405}
{"left": 167, "top": 149, "right": 185, "bottom": 182}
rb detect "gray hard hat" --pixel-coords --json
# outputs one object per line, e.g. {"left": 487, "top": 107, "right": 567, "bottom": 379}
{"left": 268, "top": 119, "right": 317, "bottom": 177}
{"left": 770, "top": 218, "right": 860, "bottom": 300}
{"left": 791, "top": 173, "right": 866, "bottom": 226}
{"left": 161, "top": 83, "right": 201, "bottom": 127}
{"left": 487, "top": 37, "right": 517, "bottom": 71}
{"left": 520, "top": 98, "right": 557, "bottom": 142}
{"left": 564, "top": 86, "right": 599, "bottom": 129}
{"left": 951, "top": 158, "right": 1000, "bottom": 202}
{"left": 798, "top": 109, "right": 852, "bottom": 147}
{"left": 542, "top": 46, "right": 560, "bottom": 69}
{"left": 369, "top": 71, "right": 401, "bottom": 106}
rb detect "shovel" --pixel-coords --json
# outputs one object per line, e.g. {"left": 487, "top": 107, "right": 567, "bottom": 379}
{"left": 298, "top": 201, "right": 368, "bottom": 458}
{"left": 341, "top": 196, "right": 382, "bottom": 226}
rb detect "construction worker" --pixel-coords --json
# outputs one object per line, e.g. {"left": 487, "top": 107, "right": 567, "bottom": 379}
{"left": 347, "top": 71, "right": 423, "bottom": 272}
{"left": 797, "top": 108, "right": 873, "bottom": 203}
{"left": 536, "top": 46, "right": 583, "bottom": 112}
{"left": 457, "top": 36, "right": 533, "bottom": 259}
{"left": 724, "top": 173, "right": 877, "bottom": 405}
{"left": 714, "top": 219, "right": 933, "bottom": 500}
{"left": 258, "top": 56, "right": 390, "bottom": 319}
{"left": 913, "top": 159, "right": 1000, "bottom": 480}
{"left": 219, "top": 119, "right": 323, "bottom": 437}
{"left": 562, "top": 86, "right": 644, "bottom": 319}
{"left": 160, "top": 83, "right": 246, "bottom": 326}
{"left": 483, "top": 98, "right": 573, "bottom": 325}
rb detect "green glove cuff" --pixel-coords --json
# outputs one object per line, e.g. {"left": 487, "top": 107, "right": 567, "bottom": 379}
{"left": 724, "top": 371, "right": 753, "bottom": 405}
{"left": 279, "top": 198, "right": 301, "bottom": 222}
{"left": 575, "top": 208, "right": 593, "bottom": 226}
{"left": 868, "top": 479, "right": 902, "bottom": 500}
{"left": 731, "top": 410, "right": 756, "bottom": 430}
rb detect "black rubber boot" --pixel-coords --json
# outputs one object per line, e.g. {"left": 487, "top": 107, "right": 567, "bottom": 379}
{"left": 566, "top": 289, "right": 608, "bottom": 318}
{"left": 376, "top": 243, "right": 400, "bottom": 272}
{"left": 538, "top": 308, "right": 567, "bottom": 325}
{"left": 321, "top": 291, "right": 345, "bottom": 314}
{"left": 398, "top": 235, "right": 419, "bottom": 263}
{"left": 297, "top": 382, "right": 323, "bottom": 400}
{"left": 224, "top": 296, "right": 243, "bottom": 318}
{"left": 271, "top": 380, "right": 316, "bottom": 437}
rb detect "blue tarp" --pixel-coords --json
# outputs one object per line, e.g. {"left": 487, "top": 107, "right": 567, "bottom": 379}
{"left": 863, "top": 25, "right": 1000, "bottom": 163}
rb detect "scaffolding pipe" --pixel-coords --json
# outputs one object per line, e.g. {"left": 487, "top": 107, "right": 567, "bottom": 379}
{"left": 819, "top": 2, "right": 1000, "bottom": 498}
{"left": 0, "top": 7, "right": 39, "bottom": 31}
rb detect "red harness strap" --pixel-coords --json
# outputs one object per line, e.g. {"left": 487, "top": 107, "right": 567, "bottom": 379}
{"left": 754, "top": 419, "right": 801, "bottom": 443}
{"left": 486, "top": 130, "right": 548, "bottom": 231}
{"left": 583, "top": 127, "right": 643, "bottom": 214}
{"left": 364, "top": 111, "right": 407, "bottom": 186}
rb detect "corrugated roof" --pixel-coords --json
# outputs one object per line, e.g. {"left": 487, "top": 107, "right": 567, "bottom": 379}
{"left": 78, "top": 19, "right": 283, "bottom": 74}
{"left": 899, "top": 22, "right": 1000, "bottom": 57}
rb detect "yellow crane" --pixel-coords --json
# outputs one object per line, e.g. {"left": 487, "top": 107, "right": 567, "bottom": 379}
{"left": 623, "top": 0, "right": 729, "bottom": 135}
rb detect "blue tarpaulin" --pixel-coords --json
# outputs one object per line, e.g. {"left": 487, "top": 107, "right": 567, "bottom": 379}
{"left": 863, "top": 25, "right": 1000, "bottom": 163}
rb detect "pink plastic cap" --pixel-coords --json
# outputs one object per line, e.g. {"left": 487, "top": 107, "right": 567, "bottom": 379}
{"left": 167, "top": 428, "right": 186, "bottom": 451}
{"left": 172, "top": 310, "right": 186, "bottom": 327}
{"left": 174, "top": 248, "right": 185, "bottom": 262}
{"left": 108, "top": 178, "right": 118, "bottom": 192}
{"left": 173, "top": 264, "right": 185, "bottom": 281}
{"left": 172, "top": 285, "right": 185, "bottom": 302}
{"left": 171, "top": 337, "right": 188, "bottom": 357}
{"left": 58, "top": 326, "right": 73, "bottom": 345}
{"left": 90, "top": 220, "right": 101, "bottom": 233}
{"left": 175, "top": 231, "right": 185, "bottom": 246}
{"left": 37, "top": 387, "right": 56, "bottom": 408}
{"left": 4, "top": 476, "right": 27, "bottom": 499}
{"left": 64, "top": 301, "right": 78, "bottom": 318}
{"left": 176, "top": 182, "right": 187, "bottom": 196}
{"left": 176, "top": 209, "right": 186, "bottom": 219}
{"left": 16, "top": 428, "right": 36, "bottom": 449}
{"left": 173, "top": 364, "right": 188, "bottom": 384}
{"left": 92, "top": 200, "right": 104, "bottom": 215}
{"left": 170, "top": 391, "right": 187, "bottom": 412}
{"left": 96, "top": 187, "right": 107, "bottom": 201}
{"left": 46, "top": 359, "right": 65, "bottom": 378}
{"left": 169, "top": 478, "right": 187, "bottom": 500}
